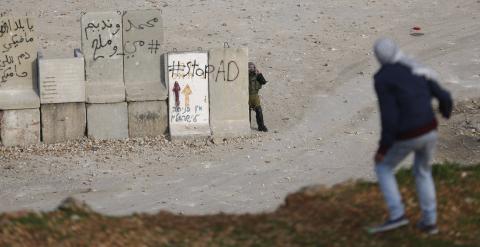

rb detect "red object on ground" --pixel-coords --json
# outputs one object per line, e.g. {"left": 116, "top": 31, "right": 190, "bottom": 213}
{"left": 413, "top": 26, "right": 421, "bottom": 31}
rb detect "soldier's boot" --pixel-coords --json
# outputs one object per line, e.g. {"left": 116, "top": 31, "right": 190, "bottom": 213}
{"left": 255, "top": 106, "right": 268, "bottom": 132}
{"left": 249, "top": 108, "right": 252, "bottom": 125}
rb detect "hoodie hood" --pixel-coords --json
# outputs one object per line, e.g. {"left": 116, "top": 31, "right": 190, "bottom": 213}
{"left": 374, "top": 37, "right": 439, "bottom": 81}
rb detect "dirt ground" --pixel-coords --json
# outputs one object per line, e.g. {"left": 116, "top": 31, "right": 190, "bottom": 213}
{"left": 437, "top": 99, "right": 480, "bottom": 164}
{"left": 1, "top": 0, "right": 480, "bottom": 216}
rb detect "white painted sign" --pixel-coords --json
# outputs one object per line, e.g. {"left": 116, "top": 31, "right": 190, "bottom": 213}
{"left": 167, "top": 51, "right": 210, "bottom": 137}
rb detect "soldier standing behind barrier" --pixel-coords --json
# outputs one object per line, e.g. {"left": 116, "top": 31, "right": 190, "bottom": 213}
{"left": 367, "top": 38, "right": 453, "bottom": 235}
{"left": 248, "top": 62, "right": 268, "bottom": 132}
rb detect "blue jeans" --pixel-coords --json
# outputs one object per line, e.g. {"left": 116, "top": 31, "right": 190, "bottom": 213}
{"left": 375, "top": 131, "right": 438, "bottom": 225}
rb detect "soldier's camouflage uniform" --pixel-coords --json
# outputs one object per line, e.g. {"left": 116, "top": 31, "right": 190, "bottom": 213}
{"left": 248, "top": 63, "right": 268, "bottom": 132}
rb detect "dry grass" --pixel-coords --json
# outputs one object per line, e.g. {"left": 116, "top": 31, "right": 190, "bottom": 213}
{"left": 1, "top": 163, "right": 479, "bottom": 247}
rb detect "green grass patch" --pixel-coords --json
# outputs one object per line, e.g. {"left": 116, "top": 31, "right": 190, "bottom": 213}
{"left": 13, "top": 213, "right": 48, "bottom": 228}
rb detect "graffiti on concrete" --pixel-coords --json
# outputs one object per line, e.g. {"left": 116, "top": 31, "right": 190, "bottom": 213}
{"left": 123, "top": 12, "right": 162, "bottom": 59}
{"left": 168, "top": 59, "right": 240, "bottom": 82}
{"left": 168, "top": 53, "right": 209, "bottom": 126}
{"left": 82, "top": 16, "right": 122, "bottom": 61}
{"left": 0, "top": 17, "right": 35, "bottom": 85}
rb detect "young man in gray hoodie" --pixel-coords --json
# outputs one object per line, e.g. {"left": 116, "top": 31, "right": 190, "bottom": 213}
{"left": 368, "top": 38, "right": 453, "bottom": 235}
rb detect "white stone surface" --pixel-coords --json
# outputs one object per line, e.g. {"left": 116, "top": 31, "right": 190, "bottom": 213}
{"left": 39, "top": 57, "right": 85, "bottom": 104}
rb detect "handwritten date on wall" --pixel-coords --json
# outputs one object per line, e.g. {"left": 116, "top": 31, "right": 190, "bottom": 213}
{"left": 83, "top": 12, "right": 161, "bottom": 62}
{"left": 0, "top": 17, "right": 35, "bottom": 85}
{"left": 170, "top": 105, "right": 203, "bottom": 123}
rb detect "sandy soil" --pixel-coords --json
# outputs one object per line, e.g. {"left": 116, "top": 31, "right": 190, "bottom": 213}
{"left": 1, "top": 0, "right": 479, "bottom": 216}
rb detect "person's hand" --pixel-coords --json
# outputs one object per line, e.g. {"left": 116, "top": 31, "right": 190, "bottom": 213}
{"left": 374, "top": 152, "right": 384, "bottom": 163}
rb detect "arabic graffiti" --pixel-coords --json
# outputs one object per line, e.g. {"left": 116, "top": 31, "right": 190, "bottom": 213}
{"left": 122, "top": 11, "right": 162, "bottom": 59}
{"left": 0, "top": 17, "right": 35, "bottom": 85}
{"left": 82, "top": 13, "right": 122, "bottom": 61}
{"left": 124, "top": 16, "right": 159, "bottom": 32}
{"left": 82, "top": 11, "right": 163, "bottom": 62}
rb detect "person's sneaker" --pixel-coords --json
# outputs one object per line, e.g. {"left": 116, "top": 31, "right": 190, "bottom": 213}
{"left": 367, "top": 215, "right": 409, "bottom": 234}
{"left": 417, "top": 222, "right": 439, "bottom": 235}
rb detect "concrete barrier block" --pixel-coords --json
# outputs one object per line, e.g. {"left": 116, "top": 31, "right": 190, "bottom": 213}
{"left": 86, "top": 102, "right": 128, "bottom": 140}
{"left": 123, "top": 9, "right": 167, "bottom": 101}
{"left": 81, "top": 11, "right": 125, "bottom": 103}
{"left": 39, "top": 57, "right": 85, "bottom": 104}
{"left": 0, "top": 17, "right": 39, "bottom": 110}
{"left": 166, "top": 52, "right": 211, "bottom": 139}
{"left": 128, "top": 101, "right": 168, "bottom": 138}
{"left": 208, "top": 47, "right": 250, "bottom": 137}
{"left": 0, "top": 108, "right": 40, "bottom": 146}
{"left": 40, "top": 103, "right": 86, "bottom": 144}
